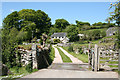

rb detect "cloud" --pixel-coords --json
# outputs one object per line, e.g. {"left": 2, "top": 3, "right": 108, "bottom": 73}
{"left": 10, "top": 9, "right": 14, "bottom": 12}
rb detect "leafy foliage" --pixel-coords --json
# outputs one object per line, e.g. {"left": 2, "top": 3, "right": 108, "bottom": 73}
{"left": 68, "top": 46, "right": 73, "bottom": 52}
{"left": 2, "top": 28, "right": 19, "bottom": 68}
{"left": 2, "top": 9, "right": 52, "bottom": 69}
{"left": 65, "top": 25, "right": 79, "bottom": 42}
{"left": 3, "top": 9, "right": 51, "bottom": 40}
{"left": 85, "top": 30, "right": 106, "bottom": 41}
{"left": 53, "top": 39, "right": 61, "bottom": 44}
{"left": 109, "top": 1, "right": 120, "bottom": 48}
{"left": 54, "top": 19, "right": 69, "bottom": 31}
{"left": 25, "top": 63, "right": 33, "bottom": 73}
{"left": 48, "top": 27, "right": 60, "bottom": 36}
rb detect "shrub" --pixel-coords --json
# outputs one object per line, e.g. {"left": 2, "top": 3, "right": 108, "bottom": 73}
{"left": 68, "top": 46, "right": 73, "bottom": 52}
{"left": 53, "top": 39, "right": 61, "bottom": 44}
{"left": 25, "top": 63, "right": 33, "bottom": 73}
{"left": 65, "top": 25, "right": 79, "bottom": 42}
{"left": 78, "top": 47, "right": 83, "bottom": 54}
{"left": 101, "top": 31, "right": 106, "bottom": 38}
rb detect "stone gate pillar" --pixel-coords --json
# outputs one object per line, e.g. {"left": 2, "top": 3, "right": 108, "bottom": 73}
{"left": 94, "top": 44, "right": 98, "bottom": 72}
{"left": 32, "top": 43, "right": 37, "bottom": 69}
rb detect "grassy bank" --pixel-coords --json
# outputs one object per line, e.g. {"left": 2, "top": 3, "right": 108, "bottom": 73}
{"left": 49, "top": 46, "right": 55, "bottom": 64}
{"left": 74, "top": 35, "right": 116, "bottom": 48}
{"left": 62, "top": 47, "right": 88, "bottom": 63}
{"left": 0, "top": 67, "right": 38, "bottom": 79}
{"left": 56, "top": 47, "right": 72, "bottom": 63}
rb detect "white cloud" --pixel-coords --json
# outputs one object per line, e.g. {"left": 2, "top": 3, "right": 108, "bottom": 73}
{"left": 10, "top": 9, "right": 14, "bottom": 12}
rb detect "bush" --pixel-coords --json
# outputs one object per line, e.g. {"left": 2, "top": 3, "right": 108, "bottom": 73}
{"left": 25, "top": 63, "right": 33, "bottom": 73}
{"left": 48, "top": 46, "right": 55, "bottom": 65}
{"left": 78, "top": 47, "right": 83, "bottom": 54}
{"left": 68, "top": 46, "right": 73, "bottom": 52}
{"left": 65, "top": 25, "right": 79, "bottom": 42}
{"left": 101, "top": 31, "right": 106, "bottom": 38}
{"left": 53, "top": 39, "right": 61, "bottom": 44}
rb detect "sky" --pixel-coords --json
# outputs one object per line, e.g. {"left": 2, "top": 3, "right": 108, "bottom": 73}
{"left": 1, "top": 2, "right": 115, "bottom": 28}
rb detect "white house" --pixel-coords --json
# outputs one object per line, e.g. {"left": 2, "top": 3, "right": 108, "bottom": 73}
{"left": 51, "top": 33, "right": 69, "bottom": 43}
{"left": 78, "top": 34, "right": 84, "bottom": 39}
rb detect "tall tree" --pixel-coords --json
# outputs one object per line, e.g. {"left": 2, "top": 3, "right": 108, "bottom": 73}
{"left": 109, "top": 1, "right": 120, "bottom": 26}
{"left": 3, "top": 11, "right": 19, "bottom": 30}
{"left": 65, "top": 25, "right": 79, "bottom": 42}
{"left": 3, "top": 9, "right": 51, "bottom": 39}
{"left": 76, "top": 20, "right": 90, "bottom": 30}
{"left": 109, "top": 1, "right": 120, "bottom": 49}
{"left": 2, "top": 28, "right": 19, "bottom": 68}
{"left": 54, "top": 19, "right": 69, "bottom": 31}
{"left": 2, "top": 9, "right": 52, "bottom": 68}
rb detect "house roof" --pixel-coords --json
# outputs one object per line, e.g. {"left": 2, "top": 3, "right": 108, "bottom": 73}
{"left": 51, "top": 33, "right": 67, "bottom": 37}
{"left": 78, "top": 34, "right": 84, "bottom": 36}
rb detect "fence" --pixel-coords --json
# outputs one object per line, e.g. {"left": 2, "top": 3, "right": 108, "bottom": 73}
{"left": 88, "top": 44, "right": 119, "bottom": 72}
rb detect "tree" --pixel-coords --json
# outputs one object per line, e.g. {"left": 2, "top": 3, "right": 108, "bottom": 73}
{"left": 34, "top": 10, "right": 51, "bottom": 36}
{"left": 3, "top": 9, "right": 51, "bottom": 40}
{"left": 109, "top": 1, "right": 120, "bottom": 26}
{"left": 92, "top": 30, "right": 101, "bottom": 40}
{"left": 76, "top": 20, "right": 90, "bottom": 30}
{"left": 3, "top": 11, "right": 20, "bottom": 30}
{"left": 21, "top": 22, "right": 36, "bottom": 42}
{"left": 85, "top": 30, "right": 102, "bottom": 41}
{"left": 76, "top": 20, "right": 90, "bottom": 26}
{"left": 54, "top": 19, "right": 69, "bottom": 31}
{"left": 48, "top": 27, "right": 60, "bottom": 36}
{"left": 109, "top": 1, "right": 120, "bottom": 49}
{"left": 92, "top": 22, "right": 103, "bottom": 26}
{"left": 65, "top": 25, "right": 79, "bottom": 42}
{"left": 101, "top": 31, "right": 106, "bottom": 38}
{"left": 2, "top": 28, "right": 19, "bottom": 68}
{"left": 17, "top": 31, "right": 27, "bottom": 43}
{"left": 2, "top": 9, "right": 52, "bottom": 69}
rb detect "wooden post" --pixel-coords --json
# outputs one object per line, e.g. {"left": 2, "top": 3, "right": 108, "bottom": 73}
{"left": 118, "top": 49, "right": 120, "bottom": 80}
{"left": 94, "top": 44, "right": 98, "bottom": 72}
{"left": 92, "top": 49, "right": 94, "bottom": 71}
{"left": 88, "top": 43, "right": 90, "bottom": 68}
{"left": 97, "top": 47, "right": 100, "bottom": 71}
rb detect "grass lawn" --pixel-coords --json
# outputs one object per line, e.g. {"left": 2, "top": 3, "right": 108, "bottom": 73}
{"left": 56, "top": 47, "right": 72, "bottom": 63}
{"left": 62, "top": 47, "right": 88, "bottom": 63}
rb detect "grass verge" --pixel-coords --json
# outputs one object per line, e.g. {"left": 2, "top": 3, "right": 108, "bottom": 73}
{"left": 56, "top": 47, "right": 72, "bottom": 63}
{"left": 49, "top": 46, "right": 55, "bottom": 64}
{"left": 0, "top": 66, "right": 38, "bottom": 79}
{"left": 62, "top": 47, "right": 88, "bottom": 63}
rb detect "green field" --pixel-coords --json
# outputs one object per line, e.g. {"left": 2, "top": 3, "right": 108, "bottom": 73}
{"left": 79, "top": 28, "right": 107, "bottom": 34}
{"left": 73, "top": 35, "right": 116, "bottom": 48}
